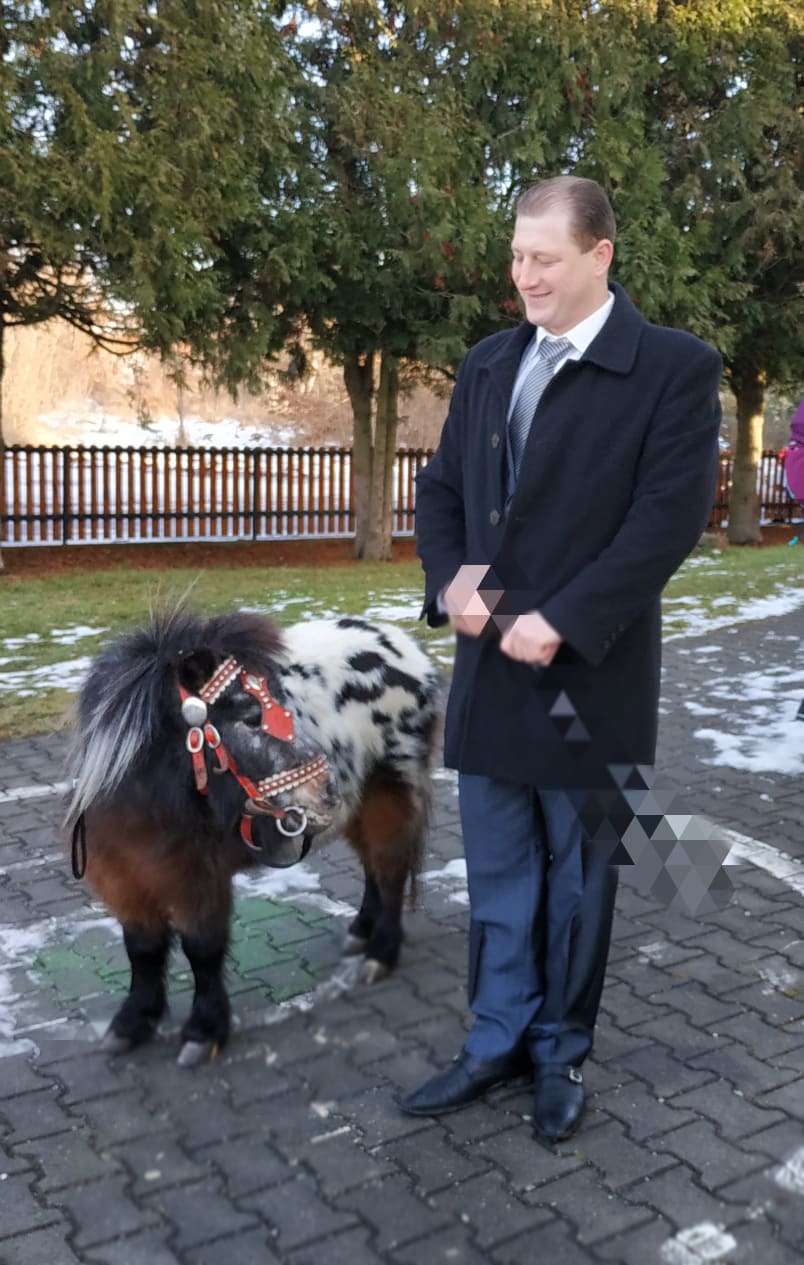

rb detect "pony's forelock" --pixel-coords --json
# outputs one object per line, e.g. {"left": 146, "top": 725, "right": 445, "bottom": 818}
{"left": 201, "top": 610, "right": 286, "bottom": 675}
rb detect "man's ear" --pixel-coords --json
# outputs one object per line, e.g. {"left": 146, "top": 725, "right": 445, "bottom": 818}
{"left": 593, "top": 238, "right": 614, "bottom": 274}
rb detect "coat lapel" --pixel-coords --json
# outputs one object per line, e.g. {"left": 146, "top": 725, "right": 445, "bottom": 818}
{"left": 475, "top": 320, "right": 535, "bottom": 416}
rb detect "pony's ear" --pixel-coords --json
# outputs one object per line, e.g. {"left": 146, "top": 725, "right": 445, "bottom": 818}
{"left": 177, "top": 648, "right": 217, "bottom": 695}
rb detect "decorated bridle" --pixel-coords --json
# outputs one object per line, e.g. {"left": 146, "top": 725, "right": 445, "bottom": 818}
{"left": 70, "top": 654, "right": 329, "bottom": 881}
{"left": 177, "top": 655, "right": 329, "bottom": 856}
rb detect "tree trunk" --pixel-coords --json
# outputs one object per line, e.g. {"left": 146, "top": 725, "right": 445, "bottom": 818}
{"left": 0, "top": 311, "right": 6, "bottom": 576}
{"left": 172, "top": 353, "right": 190, "bottom": 447}
{"left": 727, "top": 365, "right": 765, "bottom": 545}
{"left": 365, "top": 352, "right": 399, "bottom": 561}
{"left": 380, "top": 358, "right": 400, "bottom": 560}
{"left": 344, "top": 351, "right": 375, "bottom": 558}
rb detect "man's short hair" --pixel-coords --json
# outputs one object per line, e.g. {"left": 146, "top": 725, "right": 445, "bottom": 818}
{"left": 516, "top": 176, "right": 617, "bottom": 251}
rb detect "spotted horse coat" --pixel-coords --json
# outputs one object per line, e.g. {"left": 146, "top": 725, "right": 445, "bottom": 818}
{"left": 277, "top": 616, "right": 444, "bottom": 978}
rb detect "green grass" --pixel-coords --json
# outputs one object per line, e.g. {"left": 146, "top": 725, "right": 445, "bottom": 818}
{"left": 0, "top": 560, "right": 436, "bottom": 740}
{"left": 661, "top": 539, "right": 803, "bottom": 635}
{"left": 1, "top": 544, "right": 802, "bottom": 740}
{"left": 0, "top": 560, "right": 425, "bottom": 638}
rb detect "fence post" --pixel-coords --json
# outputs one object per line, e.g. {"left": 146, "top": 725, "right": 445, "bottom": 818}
{"left": 61, "top": 447, "right": 71, "bottom": 546}
{"left": 251, "top": 449, "right": 258, "bottom": 541}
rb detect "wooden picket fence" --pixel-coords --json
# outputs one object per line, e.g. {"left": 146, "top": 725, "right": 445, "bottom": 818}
{"left": 708, "top": 450, "right": 800, "bottom": 529}
{"left": 0, "top": 444, "right": 799, "bottom": 547}
{"left": 0, "top": 445, "right": 431, "bottom": 547}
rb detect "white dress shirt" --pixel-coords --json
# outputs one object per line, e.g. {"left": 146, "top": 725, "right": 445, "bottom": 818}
{"left": 507, "top": 291, "right": 615, "bottom": 421}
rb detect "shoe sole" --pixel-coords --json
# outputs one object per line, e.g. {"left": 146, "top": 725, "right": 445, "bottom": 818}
{"left": 531, "top": 1107, "right": 585, "bottom": 1145}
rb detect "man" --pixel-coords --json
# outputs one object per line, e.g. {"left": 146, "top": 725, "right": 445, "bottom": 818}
{"left": 403, "top": 175, "right": 722, "bottom": 1143}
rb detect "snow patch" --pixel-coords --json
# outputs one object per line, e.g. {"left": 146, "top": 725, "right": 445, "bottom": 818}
{"left": 666, "top": 587, "right": 804, "bottom": 640}
{"left": 775, "top": 1147, "right": 804, "bottom": 1195}
{"left": 660, "top": 1222, "right": 737, "bottom": 1265}
{"left": 0, "top": 656, "right": 94, "bottom": 699}
{"left": 422, "top": 858, "right": 469, "bottom": 906}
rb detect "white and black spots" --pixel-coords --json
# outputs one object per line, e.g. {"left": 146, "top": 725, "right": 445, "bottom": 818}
{"left": 279, "top": 616, "right": 440, "bottom": 829}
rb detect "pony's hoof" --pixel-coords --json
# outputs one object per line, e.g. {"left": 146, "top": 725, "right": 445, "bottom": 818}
{"left": 177, "top": 1039, "right": 219, "bottom": 1068}
{"left": 343, "top": 932, "right": 369, "bottom": 956}
{"left": 100, "top": 1026, "right": 134, "bottom": 1055}
{"left": 359, "top": 958, "right": 390, "bottom": 985}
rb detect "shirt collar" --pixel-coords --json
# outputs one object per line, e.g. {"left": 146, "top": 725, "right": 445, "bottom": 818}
{"left": 535, "top": 291, "right": 615, "bottom": 357}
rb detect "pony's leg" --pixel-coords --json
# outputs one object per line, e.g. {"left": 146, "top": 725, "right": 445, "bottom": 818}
{"left": 358, "top": 812, "right": 422, "bottom": 984}
{"left": 176, "top": 923, "right": 231, "bottom": 1068}
{"left": 344, "top": 872, "right": 382, "bottom": 956}
{"left": 360, "top": 859, "right": 409, "bottom": 984}
{"left": 102, "top": 922, "right": 172, "bottom": 1053}
{"left": 346, "top": 778, "right": 424, "bottom": 983}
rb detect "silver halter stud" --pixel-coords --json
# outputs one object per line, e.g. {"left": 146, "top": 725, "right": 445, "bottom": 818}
{"left": 181, "top": 695, "right": 209, "bottom": 726}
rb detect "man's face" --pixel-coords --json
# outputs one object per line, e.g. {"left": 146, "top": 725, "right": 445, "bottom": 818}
{"left": 511, "top": 209, "right": 613, "bottom": 335}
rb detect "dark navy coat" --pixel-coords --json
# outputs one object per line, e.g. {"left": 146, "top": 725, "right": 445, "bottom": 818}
{"left": 415, "top": 283, "right": 722, "bottom": 789}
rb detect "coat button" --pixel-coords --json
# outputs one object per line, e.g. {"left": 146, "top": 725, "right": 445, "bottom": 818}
{"left": 489, "top": 509, "right": 501, "bottom": 526}
{"left": 490, "top": 432, "right": 501, "bottom": 448}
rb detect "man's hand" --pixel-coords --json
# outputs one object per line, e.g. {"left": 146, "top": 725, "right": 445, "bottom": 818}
{"left": 500, "top": 610, "right": 562, "bottom": 665}
{"left": 442, "top": 565, "right": 494, "bottom": 638}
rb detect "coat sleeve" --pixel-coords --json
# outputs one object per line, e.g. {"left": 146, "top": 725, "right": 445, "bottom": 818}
{"left": 786, "top": 446, "right": 804, "bottom": 501}
{"left": 539, "top": 342, "right": 723, "bottom": 666}
{"left": 414, "top": 359, "right": 470, "bottom": 626}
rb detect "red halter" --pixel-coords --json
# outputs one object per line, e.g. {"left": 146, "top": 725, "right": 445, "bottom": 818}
{"left": 179, "top": 656, "right": 327, "bottom": 854}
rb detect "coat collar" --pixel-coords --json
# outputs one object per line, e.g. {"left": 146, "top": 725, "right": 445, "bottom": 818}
{"left": 581, "top": 282, "right": 643, "bottom": 374}
{"left": 477, "top": 281, "right": 643, "bottom": 391}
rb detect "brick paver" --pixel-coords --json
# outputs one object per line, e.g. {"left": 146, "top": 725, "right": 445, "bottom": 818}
{"left": 1, "top": 606, "right": 802, "bottom": 1263}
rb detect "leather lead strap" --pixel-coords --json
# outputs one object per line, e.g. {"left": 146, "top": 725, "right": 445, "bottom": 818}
{"left": 71, "top": 813, "right": 87, "bottom": 879}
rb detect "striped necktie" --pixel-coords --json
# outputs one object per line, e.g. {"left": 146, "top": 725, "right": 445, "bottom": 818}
{"left": 508, "top": 336, "right": 573, "bottom": 477}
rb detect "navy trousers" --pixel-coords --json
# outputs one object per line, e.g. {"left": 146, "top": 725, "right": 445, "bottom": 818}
{"left": 459, "top": 773, "right": 618, "bottom": 1066}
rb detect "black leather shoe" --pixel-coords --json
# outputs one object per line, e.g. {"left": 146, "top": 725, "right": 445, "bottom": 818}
{"left": 531, "top": 1064, "right": 585, "bottom": 1142}
{"left": 398, "top": 1049, "right": 531, "bottom": 1117}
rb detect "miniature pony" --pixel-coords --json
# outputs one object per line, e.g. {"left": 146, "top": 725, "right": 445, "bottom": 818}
{"left": 66, "top": 607, "right": 442, "bottom": 1065}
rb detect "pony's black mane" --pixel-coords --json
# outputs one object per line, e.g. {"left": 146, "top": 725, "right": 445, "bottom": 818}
{"left": 178, "top": 608, "right": 287, "bottom": 674}
{"left": 66, "top": 606, "right": 286, "bottom": 824}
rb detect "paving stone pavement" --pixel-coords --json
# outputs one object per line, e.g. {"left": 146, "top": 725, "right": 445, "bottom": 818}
{"left": 0, "top": 606, "right": 802, "bottom": 1264}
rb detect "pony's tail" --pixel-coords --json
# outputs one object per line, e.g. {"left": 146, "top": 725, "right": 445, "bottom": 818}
{"left": 406, "top": 672, "right": 444, "bottom": 910}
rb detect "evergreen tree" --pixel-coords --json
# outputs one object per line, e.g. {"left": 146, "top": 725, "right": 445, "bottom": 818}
{"left": 287, "top": 0, "right": 597, "bottom": 558}
{"left": 0, "top": 0, "right": 295, "bottom": 570}
{"left": 645, "top": 0, "right": 803, "bottom": 544}
{"left": 541, "top": 1, "right": 803, "bottom": 543}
